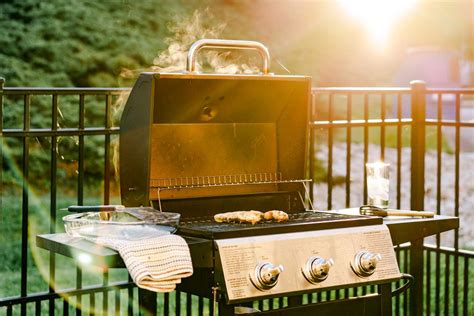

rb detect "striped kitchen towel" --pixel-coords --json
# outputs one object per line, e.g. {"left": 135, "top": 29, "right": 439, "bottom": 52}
{"left": 93, "top": 234, "right": 193, "bottom": 292}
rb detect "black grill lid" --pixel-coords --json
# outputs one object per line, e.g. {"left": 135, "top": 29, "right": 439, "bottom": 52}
{"left": 119, "top": 40, "right": 311, "bottom": 209}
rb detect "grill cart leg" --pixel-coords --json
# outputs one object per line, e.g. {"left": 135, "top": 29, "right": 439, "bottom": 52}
{"left": 218, "top": 301, "right": 235, "bottom": 316}
{"left": 138, "top": 288, "right": 157, "bottom": 316}
{"left": 409, "top": 239, "right": 424, "bottom": 316}
{"left": 379, "top": 283, "right": 392, "bottom": 315}
{"left": 288, "top": 295, "right": 303, "bottom": 307}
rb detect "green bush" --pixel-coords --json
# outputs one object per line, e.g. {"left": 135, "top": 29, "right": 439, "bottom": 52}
{"left": 0, "top": 0, "right": 197, "bottom": 87}
{"left": 0, "top": 0, "right": 218, "bottom": 191}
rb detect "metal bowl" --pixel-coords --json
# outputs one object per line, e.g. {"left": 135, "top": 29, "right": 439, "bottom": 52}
{"left": 63, "top": 208, "right": 180, "bottom": 240}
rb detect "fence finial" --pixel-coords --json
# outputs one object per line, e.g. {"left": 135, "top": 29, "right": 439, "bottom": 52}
{"left": 0, "top": 77, "right": 4, "bottom": 89}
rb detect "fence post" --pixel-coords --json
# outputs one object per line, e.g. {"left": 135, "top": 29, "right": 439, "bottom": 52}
{"left": 410, "top": 80, "right": 426, "bottom": 210}
{"left": 409, "top": 80, "right": 426, "bottom": 316}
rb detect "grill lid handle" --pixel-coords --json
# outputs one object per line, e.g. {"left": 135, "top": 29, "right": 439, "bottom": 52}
{"left": 186, "top": 39, "right": 271, "bottom": 74}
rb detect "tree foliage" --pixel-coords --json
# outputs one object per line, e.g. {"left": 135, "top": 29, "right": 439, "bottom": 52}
{"left": 0, "top": 0, "right": 199, "bottom": 87}
{"left": 0, "top": 0, "right": 204, "bottom": 191}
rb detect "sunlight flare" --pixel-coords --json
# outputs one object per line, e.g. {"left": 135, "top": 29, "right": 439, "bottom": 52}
{"left": 338, "top": 0, "right": 416, "bottom": 47}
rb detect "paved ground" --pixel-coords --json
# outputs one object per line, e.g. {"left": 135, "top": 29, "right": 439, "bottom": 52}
{"left": 443, "top": 107, "right": 474, "bottom": 152}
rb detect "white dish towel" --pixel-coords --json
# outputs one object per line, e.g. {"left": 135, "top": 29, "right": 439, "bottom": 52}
{"left": 93, "top": 234, "right": 193, "bottom": 292}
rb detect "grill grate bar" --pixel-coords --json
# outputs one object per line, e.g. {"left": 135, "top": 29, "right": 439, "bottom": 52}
{"left": 150, "top": 172, "right": 313, "bottom": 189}
{"left": 151, "top": 173, "right": 313, "bottom": 212}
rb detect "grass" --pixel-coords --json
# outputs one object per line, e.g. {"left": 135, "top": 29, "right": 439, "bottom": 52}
{"left": 2, "top": 289, "right": 212, "bottom": 316}
{"left": 1, "top": 192, "right": 471, "bottom": 315}
{"left": 0, "top": 190, "right": 124, "bottom": 312}
{"left": 424, "top": 249, "right": 474, "bottom": 315}
{"left": 1, "top": 192, "right": 119, "bottom": 297}
{"left": 0, "top": 191, "right": 213, "bottom": 315}
{"left": 0, "top": 165, "right": 474, "bottom": 315}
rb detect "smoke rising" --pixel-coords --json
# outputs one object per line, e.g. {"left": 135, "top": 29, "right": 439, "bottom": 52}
{"left": 113, "top": 9, "right": 260, "bottom": 184}
{"left": 121, "top": 9, "right": 259, "bottom": 77}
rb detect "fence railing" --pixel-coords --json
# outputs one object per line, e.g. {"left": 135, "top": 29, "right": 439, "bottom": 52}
{"left": 311, "top": 81, "right": 474, "bottom": 316}
{"left": 0, "top": 78, "right": 473, "bottom": 315}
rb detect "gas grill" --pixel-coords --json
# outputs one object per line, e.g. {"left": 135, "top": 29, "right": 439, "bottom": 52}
{"left": 119, "top": 39, "right": 402, "bottom": 315}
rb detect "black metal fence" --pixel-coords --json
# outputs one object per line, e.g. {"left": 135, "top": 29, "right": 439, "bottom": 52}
{"left": 310, "top": 82, "right": 474, "bottom": 316}
{"left": 0, "top": 78, "right": 473, "bottom": 315}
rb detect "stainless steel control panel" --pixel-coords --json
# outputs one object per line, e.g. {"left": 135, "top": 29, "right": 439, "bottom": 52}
{"left": 215, "top": 225, "right": 401, "bottom": 303}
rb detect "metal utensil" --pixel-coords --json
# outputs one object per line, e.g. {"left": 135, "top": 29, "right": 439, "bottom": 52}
{"left": 359, "top": 205, "right": 434, "bottom": 218}
{"left": 63, "top": 208, "right": 181, "bottom": 239}
{"left": 66, "top": 205, "right": 125, "bottom": 213}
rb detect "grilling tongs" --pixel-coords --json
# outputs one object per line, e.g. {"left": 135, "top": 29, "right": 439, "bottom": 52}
{"left": 66, "top": 205, "right": 125, "bottom": 213}
{"left": 360, "top": 205, "right": 434, "bottom": 217}
{"left": 65, "top": 205, "right": 125, "bottom": 221}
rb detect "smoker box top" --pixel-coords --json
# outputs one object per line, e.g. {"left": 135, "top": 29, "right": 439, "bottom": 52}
{"left": 178, "top": 211, "right": 382, "bottom": 239}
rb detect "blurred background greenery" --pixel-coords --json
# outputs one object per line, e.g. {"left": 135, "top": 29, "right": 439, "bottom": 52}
{"left": 1, "top": 0, "right": 472, "bottom": 88}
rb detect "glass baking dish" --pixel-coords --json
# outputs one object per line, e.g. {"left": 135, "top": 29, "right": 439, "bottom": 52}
{"left": 63, "top": 207, "right": 180, "bottom": 240}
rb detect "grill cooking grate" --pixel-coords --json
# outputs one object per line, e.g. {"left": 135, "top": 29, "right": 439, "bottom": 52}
{"left": 151, "top": 172, "right": 313, "bottom": 212}
{"left": 178, "top": 211, "right": 382, "bottom": 239}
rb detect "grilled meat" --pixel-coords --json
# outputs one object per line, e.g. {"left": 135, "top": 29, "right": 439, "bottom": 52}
{"left": 263, "top": 210, "right": 289, "bottom": 222}
{"left": 213, "top": 210, "right": 289, "bottom": 224}
{"left": 214, "top": 211, "right": 263, "bottom": 225}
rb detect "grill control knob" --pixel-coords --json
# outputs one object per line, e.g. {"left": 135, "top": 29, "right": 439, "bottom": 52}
{"left": 250, "top": 262, "right": 284, "bottom": 291}
{"left": 352, "top": 251, "right": 382, "bottom": 277}
{"left": 302, "top": 256, "right": 334, "bottom": 284}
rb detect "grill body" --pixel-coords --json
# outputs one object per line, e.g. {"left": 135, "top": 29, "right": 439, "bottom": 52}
{"left": 119, "top": 40, "right": 401, "bottom": 315}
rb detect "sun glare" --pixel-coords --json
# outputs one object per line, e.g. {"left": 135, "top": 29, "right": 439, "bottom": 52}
{"left": 338, "top": 0, "right": 416, "bottom": 47}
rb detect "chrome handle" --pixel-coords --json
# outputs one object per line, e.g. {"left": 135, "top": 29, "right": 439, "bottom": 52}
{"left": 186, "top": 39, "right": 271, "bottom": 74}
